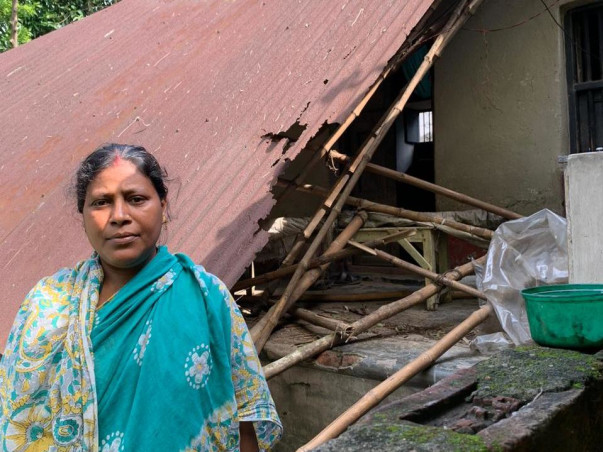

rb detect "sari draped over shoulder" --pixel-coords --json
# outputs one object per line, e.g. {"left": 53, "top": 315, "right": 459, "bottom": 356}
{"left": 0, "top": 246, "right": 282, "bottom": 451}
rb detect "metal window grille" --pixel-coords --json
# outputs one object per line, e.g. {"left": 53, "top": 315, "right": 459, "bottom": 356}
{"left": 418, "top": 111, "right": 433, "bottom": 143}
{"left": 566, "top": 3, "right": 603, "bottom": 153}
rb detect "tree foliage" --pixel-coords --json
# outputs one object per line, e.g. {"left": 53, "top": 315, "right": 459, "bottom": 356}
{"left": 0, "top": 0, "right": 119, "bottom": 52}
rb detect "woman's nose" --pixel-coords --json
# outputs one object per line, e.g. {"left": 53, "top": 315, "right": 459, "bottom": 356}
{"left": 110, "top": 199, "right": 131, "bottom": 224}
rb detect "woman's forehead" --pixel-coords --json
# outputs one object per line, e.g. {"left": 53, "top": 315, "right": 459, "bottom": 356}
{"left": 87, "top": 160, "right": 152, "bottom": 192}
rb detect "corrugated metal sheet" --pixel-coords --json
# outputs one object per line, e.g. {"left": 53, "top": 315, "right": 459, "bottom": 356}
{"left": 0, "top": 0, "right": 435, "bottom": 346}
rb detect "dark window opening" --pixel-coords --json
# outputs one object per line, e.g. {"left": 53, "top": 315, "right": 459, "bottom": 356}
{"left": 566, "top": 3, "right": 603, "bottom": 153}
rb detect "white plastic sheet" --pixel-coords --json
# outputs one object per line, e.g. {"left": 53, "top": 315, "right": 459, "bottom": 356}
{"left": 469, "top": 332, "right": 514, "bottom": 354}
{"left": 475, "top": 209, "right": 568, "bottom": 345}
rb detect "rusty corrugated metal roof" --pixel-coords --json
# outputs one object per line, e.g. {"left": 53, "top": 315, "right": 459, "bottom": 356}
{"left": 0, "top": 0, "right": 436, "bottom": 346}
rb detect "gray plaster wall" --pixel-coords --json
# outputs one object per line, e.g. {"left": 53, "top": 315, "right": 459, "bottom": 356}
{"left": 565, "top": 152, "right": 603, "bottom": 283}
{"left": 434, "top": 0, "right": 579, "bottom": 215}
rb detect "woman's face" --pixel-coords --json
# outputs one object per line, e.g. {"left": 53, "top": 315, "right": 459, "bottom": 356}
{"left": 82, "top": 159, "right": 166, "bottom": 272}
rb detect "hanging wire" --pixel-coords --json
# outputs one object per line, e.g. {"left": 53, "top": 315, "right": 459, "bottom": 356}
{"left": 463, "top": 0, "right": 564, "bottom": 33}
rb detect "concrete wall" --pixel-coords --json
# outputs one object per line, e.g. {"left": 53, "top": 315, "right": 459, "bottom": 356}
{"left": 565, "top": 152, "right": 603, "bottom": 283}
{"left": 268, "top": 366, "right": 419, "bottom": 451}
{"left": 434, "top": 0, "right": 582, "bottom": 215}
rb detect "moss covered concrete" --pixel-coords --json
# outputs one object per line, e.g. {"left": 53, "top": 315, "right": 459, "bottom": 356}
{"left": 314, "top": 346, "right": 603, "bottom": 451}
{"left": 315, "top": 421, "right": 489, "bottom": 452}
{"left": 474, "top": 346, "right": 602, "bottom": 402}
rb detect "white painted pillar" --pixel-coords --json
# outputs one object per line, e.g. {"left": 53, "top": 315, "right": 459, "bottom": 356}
{"left": 565, "top": 152, "right": 603, "bottom": 283}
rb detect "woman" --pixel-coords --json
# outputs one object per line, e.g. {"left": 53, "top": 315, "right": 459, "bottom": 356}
{"left": 0, "top": 144, "right": 282, "bottom": 451}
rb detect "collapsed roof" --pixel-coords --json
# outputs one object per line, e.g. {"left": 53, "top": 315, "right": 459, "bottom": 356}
{"left": 0, "top": 0, "right": 440, "bottom": 346}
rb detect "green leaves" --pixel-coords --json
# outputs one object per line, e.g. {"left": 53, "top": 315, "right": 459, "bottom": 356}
{"left": 0, "top": 0, "right": 119, "bottom": 52}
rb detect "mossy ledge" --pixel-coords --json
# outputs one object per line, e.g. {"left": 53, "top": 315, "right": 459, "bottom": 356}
{"left": 474, "top": 345, "right": 602, "bottom": 402}
{"left": 315, "top": 421, "right": 490, "bottom": 452}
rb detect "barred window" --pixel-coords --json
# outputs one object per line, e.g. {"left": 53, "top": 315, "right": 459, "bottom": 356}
{"left": 566, "top": 3, "right": 603, "bottom": 153}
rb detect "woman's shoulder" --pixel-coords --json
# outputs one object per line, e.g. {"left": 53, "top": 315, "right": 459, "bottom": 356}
{"left": 27, "top": 267, "right": 79, "bottom": 299}
{"left": 27, "top": 255, "right": 96, "bottom": 300}
{"left": 174, "top": 251, "right": 228, "bottom": 293}
{"left": 193, "top": 264, "right": 229, "bottom": 296}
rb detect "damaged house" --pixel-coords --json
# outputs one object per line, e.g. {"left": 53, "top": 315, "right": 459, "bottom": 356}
{"left": 1, "top": 0, "right": 602, "bottom": 450}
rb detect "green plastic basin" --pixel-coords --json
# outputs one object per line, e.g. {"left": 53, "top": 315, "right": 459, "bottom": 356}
{"left": 521, "top": 284, "right": 603, "bottom": 349}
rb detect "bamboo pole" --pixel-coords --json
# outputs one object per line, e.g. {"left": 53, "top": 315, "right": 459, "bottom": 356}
{"left": 251, "top": 212, "right": 368, "bottom": 351}
{"left": 264, "top": 255, "right": 486, "bottom": 379}
{"left": 239, "top": 288, "right": 471, "bottom": 304}
{"left": 342, "top": 191, "right": 494, "bottom": 240}
{"left": 348, "top": 240, "right": 485, "bottom": 300}
{"left": 297, "top": 304, "right": 494, "bottom": 451}
{"left": 299, "top": 290, "right": 414, "bottom": 302}
{"left": 330, "top": 150, "right": 522, "bottom": 220}
{"left": 238, "top": 289, "right": 415, "bottom": 303}
{"left": 290, "top": 307, "right": 351, "bottom": 333}
{"left": 232, "top": 229, "right": 416, "bottom": 292}
{"left": 429, "top": 223, "right": 490, "bottom": 248}
{"left": 279, "top": 179, "right": 494, "bottom": 240}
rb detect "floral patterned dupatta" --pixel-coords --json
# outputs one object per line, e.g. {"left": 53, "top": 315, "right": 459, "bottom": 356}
{"left": 0, "top": 251, "right": 102, "bottom": 451}
{"left": 1, "top": 247, "right": 281, "bottom": 451}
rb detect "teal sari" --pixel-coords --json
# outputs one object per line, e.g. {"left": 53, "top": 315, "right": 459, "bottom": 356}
{"left": 0, "top": 246, "right": 282, "bottom": 451}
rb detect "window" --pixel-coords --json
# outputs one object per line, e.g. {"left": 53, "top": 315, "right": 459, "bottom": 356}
{"left": 566, "top": 3, "right": 603, "bottom": 153}
{"left": 404, "top": 110, "right": 433, "bottom": 144}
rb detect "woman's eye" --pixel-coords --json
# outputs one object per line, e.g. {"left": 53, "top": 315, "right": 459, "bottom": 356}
{"left": 130, "top": 196, "right": 146, "bottom": 204}
{"left": 91, "top": 199, "right": 108, "bottom": 207}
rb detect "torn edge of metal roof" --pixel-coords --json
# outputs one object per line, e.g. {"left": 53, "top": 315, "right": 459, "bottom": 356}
{"left": 225, "top": 0, "right": 457, "bottom": 268}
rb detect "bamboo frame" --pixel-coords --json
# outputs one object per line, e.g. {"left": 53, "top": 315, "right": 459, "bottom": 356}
{"left": 255, "top": 0, "right": 484, "bottom": 359}
{"left": 330, "top": 150, "right": 522, "bottom": 220}
{"left": 297, "top": 304, "right": 494, "bottom": 451}
{"left": 260, "top": 1, "right": 449, "bottom": 306}
{"left": 251, "top": 12, "right": 460, "bottom": 351}
{"left": 264, "top": 255, "right": 486, "bottom": 379}
{"left": 232, "top": 229, "right": 416, "bottom": 292}
{"left": 251, "top": 212, "right": 368, "bottom": 351}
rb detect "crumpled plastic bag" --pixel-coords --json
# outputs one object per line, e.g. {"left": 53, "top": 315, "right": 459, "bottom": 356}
{"left": 474, "top": 209, "right": 568, "bottom": 345}
{"left": 469, "top": 332, "right": 514, "bottom": 354}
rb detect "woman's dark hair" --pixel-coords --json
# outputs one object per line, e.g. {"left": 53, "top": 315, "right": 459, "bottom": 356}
{"left": 75, "top": 143, "right": 169, "bottom": 213}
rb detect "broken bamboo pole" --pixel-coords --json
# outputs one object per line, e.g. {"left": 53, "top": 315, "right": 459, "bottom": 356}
{"left": 241, "top": 289, "right": 416, "bottom": 303}
{"left": 345, "top": 197, "right": 494, "bottom": 240}
{"left": 348, "top": 240, "right": 485, "bottom": 300}
{"left": 429, "top": 223, "right": 490, "bottom": 248}
{"left": 297, "top": 304, "right": 494, "bottom": 451}
{"left": 251, "top": 212, "right": 368, "bottom": 351}
{"left": 330, "top": 150, "right": 522, "bottom": 220}
{"left": 278, "top": 179, "right": 494, "bottom": 240}
{"left": 232, "top": 229, "right": 416, "bottom": 292}
{"left": 290, "top": 307, "right": 351, "bottom": 332}
{"left": 264, "top": 255, "right": 486, "bottom": 379}
{"left": 253, "top": 0, "right": 480, "bottom": 352}
{"left": 240, "top": 288, "right": 471, "bottom": 304}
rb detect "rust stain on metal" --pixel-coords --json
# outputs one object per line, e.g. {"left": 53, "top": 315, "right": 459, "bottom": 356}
{"left": 0, "top": 0, "right": 436, "bottom": 346}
